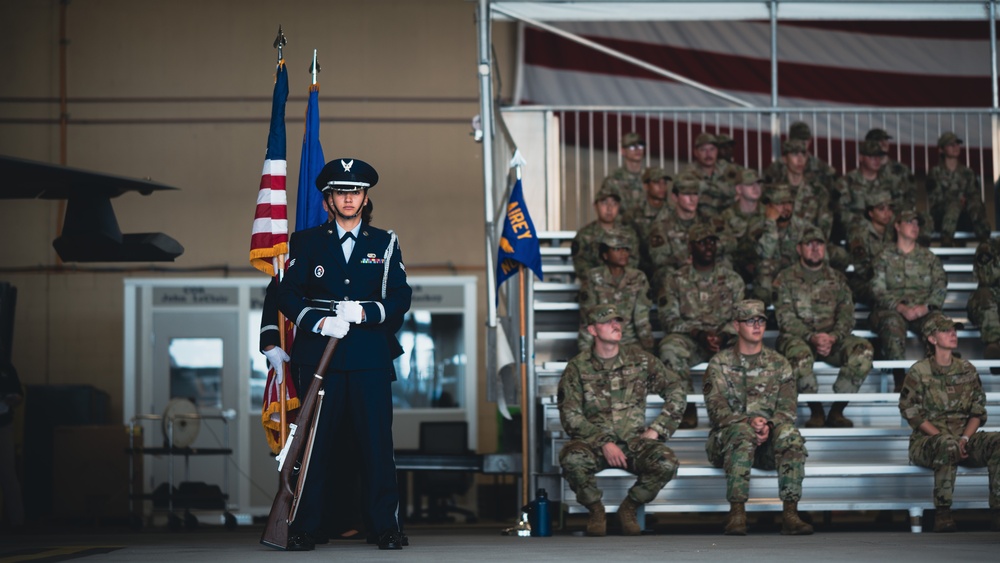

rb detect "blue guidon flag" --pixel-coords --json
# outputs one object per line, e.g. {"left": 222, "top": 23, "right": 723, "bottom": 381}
{"left": 496, "top": 177, "right": 543, "bottom": 298}
{"left": 295, "top": 83, "right": 327, "bottom": 231}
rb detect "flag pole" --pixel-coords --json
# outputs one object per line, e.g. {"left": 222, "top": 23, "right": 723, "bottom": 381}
{"left": 277, "top": 256, "right": 288, "bottom": 445}
{"left": 518, "top": 264, "right": 529, "bottom": 508}
{"left": 310, "top": 49, "right": 320, "bottom": 86}
{"left": 274, "top": 26, "right": 290, "bottom": 447}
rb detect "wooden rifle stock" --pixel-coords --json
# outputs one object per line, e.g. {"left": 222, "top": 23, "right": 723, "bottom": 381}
{"left": 260, "top": 336, "right": 339, "bottom": 550}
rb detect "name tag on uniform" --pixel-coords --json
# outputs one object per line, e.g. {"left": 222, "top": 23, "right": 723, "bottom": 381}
{"left": 361, "top": 252, "right": 384, "bottom": 265}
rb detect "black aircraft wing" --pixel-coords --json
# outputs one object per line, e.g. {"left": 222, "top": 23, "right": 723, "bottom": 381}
{"left": 0, "top": 155, "right": 184, "bottom": 262}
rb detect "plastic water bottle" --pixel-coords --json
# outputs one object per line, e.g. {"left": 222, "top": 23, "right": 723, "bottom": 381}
{"left": 530, "top": 488, "right": 551, "bottom": 537}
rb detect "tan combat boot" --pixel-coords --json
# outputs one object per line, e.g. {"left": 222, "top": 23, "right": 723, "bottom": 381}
{"left": 805, "top": 402, "right": 825, "bottom": 428}
{"left": 585, "top": 502, "right": 606, "bottom": 537}
{"left": 724, "top": 502, "right": 747, "bottom": 535}
{"left": 680, "top": 404, "right": 698, "bottom": 429}
{"left": 933, "top": 506, "right": 957, "bottom": 533}
{"left": 780, "top": 501, "right": 814, "bottom": 535}
{"left": 617, "top": 496, "right": 642, "bottom": 536}
{"left": 825, "top": 402, "right": 854, "bottom": 428}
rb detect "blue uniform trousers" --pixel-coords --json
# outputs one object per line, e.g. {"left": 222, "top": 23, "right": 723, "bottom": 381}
{"left": 290, "top": 365, "right": 400, "bottom": 537}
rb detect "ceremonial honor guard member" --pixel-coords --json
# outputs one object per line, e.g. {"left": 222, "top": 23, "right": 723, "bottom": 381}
{"left": 278, "top": 157, "right": 412, "bottom": 551}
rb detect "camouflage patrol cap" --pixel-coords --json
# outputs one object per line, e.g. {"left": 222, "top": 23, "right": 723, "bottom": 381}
{"left": 865, "top": 189, "right": 893, "bottom": 208}
{"left": 789, "top": 121, "right": 812, "bottom": 141}
{"left": 798, "top": 225, "right": 826, "bottom": 245}
{"left": 859, "top": 139, "right": 888, "bottom": 157}
{"left": 621, "top": 132, "right": 645, "bottom": 148}
{"left": 595, "top": 179, "right": 622, "bottom": 203}
{"left": 733, "top": 299, "right": 767, "bottom": 321}
{"left": 642, "top": 167, "right": 671, "bottom": 183}
{"left": 782, "top": 139, "right": 808, "bottom": 155}
{"left": 694, "top": 132, "right": 716, "bottom": 147}
{"left": 587, "top": 303, "right": 625, "bottom": 325}
{"left": 600, "top": 227, "right": 633, "bottom": 250}
{"left": 688, "top": 223, "right": 718, "bottom": 243}
{"left": 922, "top": 312, "right": 962, "bottom": 339}
{"left": 865, "top": 128, "right": 892, "bottom": 141}
{"left": 737, "top": 169, "right": 760, "bottom": 185}
{"left": 713, "top": 134, "right": 735, "bottom": 147}
{"left": 937, "top": 131, "right": 963, "bottom": 148}
{"left": 896, "top": 208, "right": 921, "bottom": 224}
{"left": 673, "top": 173, "right": 703, "bottom": 195}
{"left": 764, "top": 183, "right": 795, "bottom": 204}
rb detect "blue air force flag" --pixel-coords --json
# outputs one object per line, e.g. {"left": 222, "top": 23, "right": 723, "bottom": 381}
{"left": 496, "top": 178, "right": 543, "bottom": 296}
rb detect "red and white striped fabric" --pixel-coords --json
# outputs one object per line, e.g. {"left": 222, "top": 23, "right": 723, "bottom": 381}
{"left": 517, "top": 20, "right": 994, "bottom": 110}
{"left": 515, "top": 19, "right": 995, "bottom": 175}
{"left": 249, "top": 158, "right": 289, "bottom": 276}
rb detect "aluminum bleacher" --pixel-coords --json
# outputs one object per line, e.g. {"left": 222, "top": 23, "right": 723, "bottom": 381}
{"left": 532, "top": 230, "right": 999, "bottom": 532}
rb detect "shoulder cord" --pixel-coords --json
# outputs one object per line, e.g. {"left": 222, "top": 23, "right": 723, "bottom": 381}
{"left": 381, "top": 230, "right": 397, "bottom": 299}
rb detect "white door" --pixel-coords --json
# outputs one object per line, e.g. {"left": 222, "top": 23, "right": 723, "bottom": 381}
{"left": 150, "top": 310, "right": 241, "bottom": 512}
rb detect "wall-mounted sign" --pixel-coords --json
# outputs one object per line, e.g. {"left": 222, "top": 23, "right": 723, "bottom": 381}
{"left": 410, "top": 283, "right": 465, "bottom": 309}
{"left": 153, "top": 286, "right": 239, "bottom": 307}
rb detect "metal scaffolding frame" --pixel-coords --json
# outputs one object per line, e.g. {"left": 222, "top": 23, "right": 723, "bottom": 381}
{"left": 477, "top": 0, "right": 1000, "bottom": 497}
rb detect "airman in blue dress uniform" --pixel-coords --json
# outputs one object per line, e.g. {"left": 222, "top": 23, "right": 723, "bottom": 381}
{"left": 278, "top": 157, "right": 412, "bottom": 551}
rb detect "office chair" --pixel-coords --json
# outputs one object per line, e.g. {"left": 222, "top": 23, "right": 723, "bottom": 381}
{"left": 411, "top": 421, "right": 478, "bottom": 523}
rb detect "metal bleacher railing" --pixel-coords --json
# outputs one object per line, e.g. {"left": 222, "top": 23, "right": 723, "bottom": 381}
{"left": 531, "top": 230, "right": 999, "bottom": 531}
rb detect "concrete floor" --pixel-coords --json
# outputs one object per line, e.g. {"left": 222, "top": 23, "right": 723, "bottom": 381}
{"left": 3, "top": 514, "right": 999, "bottom": 563}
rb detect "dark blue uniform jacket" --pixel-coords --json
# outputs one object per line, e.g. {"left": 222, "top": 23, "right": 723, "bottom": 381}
{"left": 278, "top": 221, "right": 411, "bottom": 374}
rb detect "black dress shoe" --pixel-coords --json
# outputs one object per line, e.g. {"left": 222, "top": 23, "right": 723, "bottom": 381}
{"left": 377, "top": 530, "right": 404, "bottom": 550}
{"left": 286, "top": 533, "right": 315, "bottom": 552}
{"left": 368, "top": 532, "right": 407, "bottom": 545}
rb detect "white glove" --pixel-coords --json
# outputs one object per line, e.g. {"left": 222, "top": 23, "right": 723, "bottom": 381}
{"left": 263, "top": 347, "right": 290, "bottom": 385}
{"left": 320, "top": 316, "right": 350, "bottom": 338}
{"left": 338, "top": 301, "right": 364, "bottom": 324}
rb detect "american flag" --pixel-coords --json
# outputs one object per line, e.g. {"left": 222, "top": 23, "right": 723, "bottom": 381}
{"left": 261, "top": 79, "right": 328, "bottom": 454}
{"left": 249, "top": 60, "right": 290, "bottom": 276}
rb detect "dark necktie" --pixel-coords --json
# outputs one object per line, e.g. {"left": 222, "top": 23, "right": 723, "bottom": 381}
{"left": 340, "top": 232, "right": 355, "bottom": 243}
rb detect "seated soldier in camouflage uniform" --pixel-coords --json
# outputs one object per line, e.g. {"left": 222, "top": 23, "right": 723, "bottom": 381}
{"left": 926, "top": 132, "right": 991, "bottom": 246}
{"left": 864, "top": 128, "right": 931, "bottom": 243}
{"left": 774, "top": 226, "right": 874, "bottom": 428}
{"left": 571, "top": 181, "right": 639, "bottom": 279}
{"left": 681, "top": 132, "right": 742, "bottom": 218}
{"left": 578, "top": 228, "right": 654, "bottom": 353}
{"left": 747, "top": 183, "right": 810, "bottom": 305}
{"left": 602, "top": 132, "right": 647, "bottom": 213}
{"left": 645, "top": 174, "right": 714, "bottom": 289}
{"left": 626, "top": 167, "right": 673, "bottom": 238}
{"left": 967, "top": 237, "right": 1000, "bottom": 362}
{"left": 703, "top": 299, "right": 813, "bottom": 536}
{"left": 846, "top": 189, "right": 895, "bottom": 307}
{"left": 558, "top": 304, "right": 686, "bottom": 537}
{"left": 834, "top": 139, "right": 888, "bottom": 241}
{"left": 626, "top": 167, "right": 673, "bottom": 279}
{"left": 657, "top": 223, "right": 745, "bottom": 429}
{"left": 764, "top": 121, "right": 838, "bottom": 198}
{"left": 870, "top": 209, "right": 947, "bottom": 391}
{"left": 718, "top": 169, "right": 765, "bottom": 285}
{"left": 899, "top": 312, "right": 1000, "bottom": 533}
{"left": 714, "top": 133, "right": 737, "bottom": 165}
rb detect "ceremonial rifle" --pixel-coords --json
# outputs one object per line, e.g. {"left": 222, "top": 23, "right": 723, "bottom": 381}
{"left": 260, "top": 335, "right": 338, "bottom": 550}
